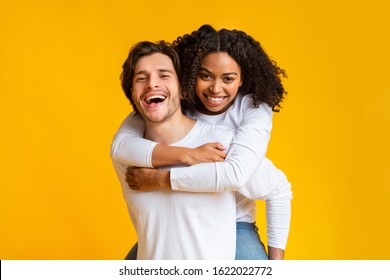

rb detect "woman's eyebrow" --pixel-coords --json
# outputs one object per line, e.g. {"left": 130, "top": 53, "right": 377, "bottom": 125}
{"left": 199, "top": 67, "right": 238, "bottom": 76}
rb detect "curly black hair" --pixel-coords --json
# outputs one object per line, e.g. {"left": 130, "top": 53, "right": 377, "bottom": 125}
{"left": 172, "top": 24, "right": 287, "bottom": 112}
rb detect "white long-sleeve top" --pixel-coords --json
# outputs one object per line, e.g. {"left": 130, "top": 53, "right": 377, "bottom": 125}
{"left": 112, "top": 120, "right": 237, "bottom": 259}
{"left": 111, "top": 93, "right": 292, "bottom": 249}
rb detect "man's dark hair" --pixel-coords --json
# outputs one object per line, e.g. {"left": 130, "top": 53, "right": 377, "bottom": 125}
{"left": 120, "top": 40, "right": 181, "bottom": 114}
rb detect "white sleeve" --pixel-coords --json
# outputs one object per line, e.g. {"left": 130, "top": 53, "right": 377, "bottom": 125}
{"left": 264, "top": 178, "right": 292, "bottom": 250}
{"left": 110, "top": 112, "right": 157, "bottom": 167}
{"left": 171, "top": 103, "right": 272, "bottom": 193}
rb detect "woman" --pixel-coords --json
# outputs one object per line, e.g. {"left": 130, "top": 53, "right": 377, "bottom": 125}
{"left": 111, "top": 25, "right": 292, "bottom": 260}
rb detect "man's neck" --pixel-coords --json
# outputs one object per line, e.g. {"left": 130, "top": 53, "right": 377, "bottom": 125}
{"left": 144, "top": 114, "right": 196, "bottom": 145}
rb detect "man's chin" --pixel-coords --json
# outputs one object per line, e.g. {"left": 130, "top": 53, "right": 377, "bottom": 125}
{"left": 141, "top": 112, "right": 168, "bottom": 123}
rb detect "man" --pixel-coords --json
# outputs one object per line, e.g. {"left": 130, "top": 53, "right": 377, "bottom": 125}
{"left": 111, "top": 41, "right": 237, "bottom": 259}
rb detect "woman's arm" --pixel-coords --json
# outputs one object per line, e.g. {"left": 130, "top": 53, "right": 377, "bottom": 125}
{"left": 111, "top": 112, "right": 226, "bottom": 167}
{"left": 171, "top": 102, "right": 273, "bottom": 193}
{"left": 111, "top": 112, "right": 154, "bottom": 167}
{"left": 124, "top": 101, "right": 274, "bottom": 194}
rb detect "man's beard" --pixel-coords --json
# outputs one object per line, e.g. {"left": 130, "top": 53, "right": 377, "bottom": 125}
{"left": 139, "top": 94, "right": 181, "bottom": 124}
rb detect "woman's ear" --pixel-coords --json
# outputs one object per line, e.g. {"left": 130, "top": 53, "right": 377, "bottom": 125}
{"left": 180, "top": 88, "right": 186, "bottom": 99}
{"left": 239, "top": 73, "right": 243, "bottom": 87}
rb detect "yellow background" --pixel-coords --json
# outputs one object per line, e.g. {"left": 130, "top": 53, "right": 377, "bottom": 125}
{"left": 1, "top": 0, "right": 389, "bottom": 260}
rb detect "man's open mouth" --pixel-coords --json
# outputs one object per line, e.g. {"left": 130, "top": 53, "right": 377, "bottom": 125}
{"left": 145, "top": 95, "right": 167, "bottom": 105}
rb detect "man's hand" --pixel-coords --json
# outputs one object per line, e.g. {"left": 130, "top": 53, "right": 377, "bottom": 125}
{"left": 185, "top": 142, "right": 227, "bottom": 165}
{"left": 268, "top": 246, "right": 285, "bottom": 260}
{"left": 126, "top": 167, "right": 170, "bottom": 191}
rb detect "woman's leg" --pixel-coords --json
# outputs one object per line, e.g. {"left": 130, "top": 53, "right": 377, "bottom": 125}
{"left": 124, "top": 243, "right": 138, "bottom": 260}
{"left": 235, "top": 222, "right": 269, "bottom": 260}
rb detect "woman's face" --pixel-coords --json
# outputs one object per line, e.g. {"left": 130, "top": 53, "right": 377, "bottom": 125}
{"left": 195, "top": 52, "right": 242, "bottom": 115}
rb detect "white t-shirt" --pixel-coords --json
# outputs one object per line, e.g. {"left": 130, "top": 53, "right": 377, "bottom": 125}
{"left": 112, "top": 120, "right": 236, "bottom": 259}
{"left": 111, "top": 93, "right": 292, "bottom": 249}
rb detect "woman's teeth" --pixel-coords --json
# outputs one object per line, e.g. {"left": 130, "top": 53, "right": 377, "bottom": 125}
{"left": 207, "top": 96, "right": 224, "bottom": 102}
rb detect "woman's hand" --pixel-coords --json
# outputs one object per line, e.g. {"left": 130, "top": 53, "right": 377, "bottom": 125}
{"left": 185, "top": 142, "right": 227, "bottom": 165}
{"left": 126, "top": 167, "right": 170, "bottom": 191}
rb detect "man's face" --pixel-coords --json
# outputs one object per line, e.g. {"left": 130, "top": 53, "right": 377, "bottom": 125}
{"left": 132, "top": 53, "right": 181, "bottom": 123}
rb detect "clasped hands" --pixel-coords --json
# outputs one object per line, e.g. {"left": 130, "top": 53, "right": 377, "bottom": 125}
{"left": 125, "top": 142, "right": 226, "bottom": 192}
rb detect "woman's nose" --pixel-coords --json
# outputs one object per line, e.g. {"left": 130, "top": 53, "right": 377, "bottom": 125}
{"left": 210, "top": 80, "right": 222, "bottom": 93}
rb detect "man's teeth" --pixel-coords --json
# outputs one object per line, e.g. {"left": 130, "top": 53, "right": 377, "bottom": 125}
{"left": 207, "top": 96, "right": 224, "bottom": 102}
{"left": 145, "top": 95, "right": 166, "bottom": 104}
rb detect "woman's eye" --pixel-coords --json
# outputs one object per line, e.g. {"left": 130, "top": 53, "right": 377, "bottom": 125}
{"left": 224, "top": 76, "right": 235, "bottom": 82}
{"left": 199, "top": 73, "right": 212, "bottom": 80}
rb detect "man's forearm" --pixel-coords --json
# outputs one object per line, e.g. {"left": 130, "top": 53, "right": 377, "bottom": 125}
{"left": 157, "top": 170, "right": 171, "bottom": 189}
{"left": 126, "top": 168, "right": 171, "bottom": 191}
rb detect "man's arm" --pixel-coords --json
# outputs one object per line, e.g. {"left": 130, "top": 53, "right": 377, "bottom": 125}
{"left": 268, "top": 247, "right": 285, "bottom": 260}
{"left": 264, "top": 178, "right": 292, "bottom": 258}
{"left": 125, "top": 168, "right": 170, "bottom": 191}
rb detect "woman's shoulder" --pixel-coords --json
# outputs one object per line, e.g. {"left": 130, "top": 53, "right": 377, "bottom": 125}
{"left": 197, "top": 118, "right": 235, "bottom": 134}
{"left": 231, "top": 93, "right": 272, "bottom": 115}
{"left": 195, "top": 119, "right": 235, "bottom": 146}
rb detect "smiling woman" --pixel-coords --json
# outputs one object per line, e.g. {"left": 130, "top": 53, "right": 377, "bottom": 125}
{"left": 195, "top": 52, "right": 243, "bottom": 115}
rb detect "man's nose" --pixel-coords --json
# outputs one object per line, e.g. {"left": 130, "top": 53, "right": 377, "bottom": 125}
{"left": 146, "top": 75, "right": 160, "bottom": 89}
